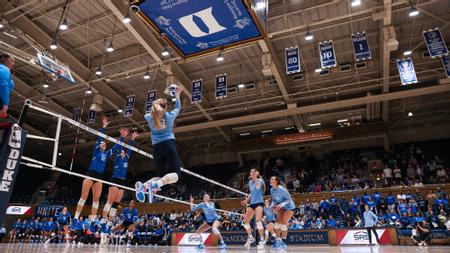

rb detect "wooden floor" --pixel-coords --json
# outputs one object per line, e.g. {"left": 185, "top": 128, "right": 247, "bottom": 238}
{"left": 0, "top": 244, "right": 449, "bottom": 253}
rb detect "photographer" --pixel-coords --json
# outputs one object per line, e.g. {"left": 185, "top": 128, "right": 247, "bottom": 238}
{"left": 412, "top": 220, "right": 431, "bottom": 246}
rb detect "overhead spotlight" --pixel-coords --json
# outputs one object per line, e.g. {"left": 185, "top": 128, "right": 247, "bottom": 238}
{"left": 58, "top": 152, "right": 62, "bottom": 156}
{"left": 42, "top": 83, "right": 49, "bottom": 88}
{"left": 122, "top": 14, "right": 131, "bottom": 24}
{"left": 304, "top": 31, "right": 314, "bottom": 41}
{"left": 86, "top": 88, "right": 93, "bottom": 95}
{"left": 351, "top": 0, "right": 361, "bottom": 7}
{"left": 216, "top": 51, "right": 224, "bottom": 62}
{"left": 49, "top": 39, "right": 58, "bottom": 50}
{"left": 106, "top": 42, "right": 114, "bottom": 53}
{"left": 143, "top": 67, "right": 150, "bottom": 79}
{"left": 408, "top": 7, "right": 419, "bottom": 17}
{"left": 117, "top": 109, "right": 123, "bottom": 113}
{"left": 403, "top": 50, "right": 412, "bottom": 56}
{"left": 238, "top": 83, "right": 245, "bottom": 89}
{"left": 59, "top": 19, "right": 68, "bottom": 30}
{"left": 95, "top": 67, "right": 102, "bottom": 75}
{"left": 255, "top": 1, "right": 266, "bottom": 10}
{"left": 408, "top": 112, "right": 413, "bottom": 117}
{"left": 315, "top": 68, "right": 322, "bottom": 73}
{"left": 161, "top": 46, "right": 170, "bottom": 57}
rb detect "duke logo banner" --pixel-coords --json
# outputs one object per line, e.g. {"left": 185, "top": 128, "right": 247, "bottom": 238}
{"left": 145, "top": 90, "right": 157, "bottom": 113}
{"left": 423, "top": 28, "right": 448, "bottom": 58}
{"left": 192, "top": 79, "right": 203, "bottom": 103}
{"left": 135, "top": 0, "right": 263, "bottom": 57}
{"left": 319, "top": 40, "right": 337, "bottom": 68}
{"left": 0, "top": 125, "right": 27, "bottom": 226}
{"left": 352, "top": 31, "right": 372, "bottom": 62}
{"left": 441, "top": 55, "right": 450, "bottom": 78}
{"left": 285, "top": 47, "right": 301, "bottom": 74}
{"left": 215, "top": 74, "right": 227, "bottom": 99}
{"left": 397, "top": 58, "right": 418, "bottom": 85}
{"left": 124, "top": 95, "right": 136, "bottom": 118}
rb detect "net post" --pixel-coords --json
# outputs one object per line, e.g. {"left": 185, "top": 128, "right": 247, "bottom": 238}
{"left": 52, "top": 117, "right": 62, "bottom": 167}
{"left": 18, "top": 99, "right": 32, "bottom": 127}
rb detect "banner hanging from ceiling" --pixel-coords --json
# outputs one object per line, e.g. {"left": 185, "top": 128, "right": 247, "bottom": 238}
{"left": 215, "top": 74, "right": 228, "bottom": 99}
{"left": 191, "top": 79, "right": 203, "bottom": 103}
{"left": 124, "top": 95, "right": 136, "bottom": 118}
{"left": 442, "top": 55, "right": 450, "bottom": 78}
{"left": 285, "top": 47, "right": 301, "bottom": 74}
{"left": 423, "top": 28, "right": 448, "bottom": 58}
{"left": 134, "top": 0, "right": 264, "bottom": 58}
{"left": 352, "top": 31, "right": 372, "bottom": 62}
{"left": 397, "top": 58, "right": 418, "bottom": 85}
{"left": 145, "top": 90, "right": 157, "bottom": 113}
{"left": 319, "top": 40, "right": 337, "bottom": 69}
{"left": 87, "top": 110, "right": 96, "bottom": 124}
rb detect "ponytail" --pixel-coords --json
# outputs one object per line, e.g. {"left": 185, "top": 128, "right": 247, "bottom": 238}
{"left": 151, "top": 102, "right": 166, "bottom": 129}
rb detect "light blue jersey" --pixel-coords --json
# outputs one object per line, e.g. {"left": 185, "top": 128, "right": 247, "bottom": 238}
{"left": 144, "top": 97, "right": 181, "bottom": 145}
{"left": 249, "top": 178, "right": 265, "bottom": 205}
{"left": 264, "top": 207, "right": 276, "bottom": 222}
{"left": 191, "top": 202, "right": 220, "bottom": 223}
{"left": 270, "top": 185, "right": 295, "bottom": 210}
{"left": 0, "top": 64, "right": 14, "bottom": 107}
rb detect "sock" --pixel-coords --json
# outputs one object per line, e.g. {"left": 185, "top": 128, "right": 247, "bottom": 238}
{"left": 74, "top": 212, "right": 80, "bottom": 220}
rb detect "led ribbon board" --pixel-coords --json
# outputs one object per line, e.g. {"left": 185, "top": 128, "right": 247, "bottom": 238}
{"left": 134, "top": 0, "right": 264, "bottom": 58}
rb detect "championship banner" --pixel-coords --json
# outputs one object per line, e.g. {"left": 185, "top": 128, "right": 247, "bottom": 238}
{"left": 441, "top": 55, "right": 450, "bottom": 78}
{"left": 352, "top": 31, "right": 372, "bottom": 62}
{"left": 215, "top": 74, "right": 227, "bottom": 99}
{"left": 397, "top": 58, "right": 418, "bottom": 85}
{"left": 423, "top": 28, "right": 448, "bottom": 58}
{"left": 336, "top": 229, "right": 391, "bottom": 245}
{"left": 72, "top": 107, "right": 80, "bottom": 122}
{"left": 191, "top": 79, "right": 203, "bottom": 104}
{"left": 285, "top": 47, "right": 301, "bottom": 74}
{"left": 0, "top": 125, "right": 28, "bottom": 226}
{"left": 87, "top": 110, "right": 96, "bottom": 124}
{"left": 174, "top": 233, "right": 214, "bottom": 246}
{"left": 319, "top": 40, "right": 337, "bottom": 68}
{"left": 145, "top": 90, "right": 157, "bottom": 113}
{"left": 135, "top": 0, "right": 264, "bottom": 58}
{"left": 124, "top": 95, "right": 136, "bottom": 118}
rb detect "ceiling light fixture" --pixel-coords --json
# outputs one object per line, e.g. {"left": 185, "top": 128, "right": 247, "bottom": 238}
{"left": 238, "top": 83, "right": 245, "bottom": 89}
{"left": 408, "top": 7, "right": 419, "bottom": 17}
{"left": 315, "top": 68, "right": 322, "bottom": 73}
{"left": 403, "top": 50, "right": 412, "bottom": 56}
{"left": 309, "top": 122, "right": 321, "bottom": 127}
{"left": 255, "top": 1, "right": 266, "bottom": 10}
{"left": 161, "top": 46, "right": 170, "bottom": 56}
{"left": 106, "top": 42, "right": 114, "bottom": 52}
{"left": 86, "top": 88, "right": 93, "bottom": 95}
{"left": 305, "top": 31, "right": 314, "bottom": 41}
{"left": 337, "top": 119, "right": 348, "bottom": 123}
{"left": 351, "top": 0, "right": 361, "bottom": 7}
{"left": 49, "top": 39, "right": 58, "bottom": 50}
{"left": 118, "top": 109, "right": 123, "bottom": 113}
{"left": 42, "top": 83, "right": 49, "bottom": 88}
{"left": 95, "top": 67, "right": 102, "bottom": 75}
{"left": 239, "top": 132, "right": 251, "bottom": 136}
{"left": 59, "top": 19, "right": 68, "bottom": 30}
{"left": 216, "top": 51, "right": 224, "bottom": 62}
{"left": 143, "top": 67, "right": 150, "bottom": 79}
{"left": 408, "top": 112, "right": 413, "bottom": 117}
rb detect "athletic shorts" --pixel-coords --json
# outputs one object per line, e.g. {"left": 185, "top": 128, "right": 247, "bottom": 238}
{"left": 110, "top": 177, "right": 126, "bottom": 186}
{"left": 249, "top": 203, "right": 264, "bottom": 210}
{"left": 122, "top": 220, "right": 134, "bottom": 228}
{"left": 58, "top": 221, "right": 68, "bottom": 226}
{"left": 87, "top": 170, "right": 105, "bottom": 181}
{"left": 153, "top": 139, "right": 181, "bottom": 177}
{"left": 207, "top": 218, "right": 222, "bottom": 227}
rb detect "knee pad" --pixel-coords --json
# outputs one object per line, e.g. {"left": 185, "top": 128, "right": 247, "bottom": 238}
{"left": 243, "top": 223, "right": 251, "bottom": 230}
{"left": 78, "top": 198, "right": 86, "bottom": 206}
{"left": 256, "top": 221, "right": 264, "bottom": 230}
{"left": 103, "top": 203, "right": 111, "bottom": 213}
{"left": 274, "top": 223, "right": 281, "bottom": 230}
{"left": 92, "top": 202, "right": 99, "bottom": 209}
{"left": 112, "top": 202, "right": 120, "bottom": 209}
{"left": 165, "top": 173, "right": 179, "bottom": 184}
{"left": 280, "top": 224, "right": 287, "bottom": 231}
{"left": 212, "top": 227, "right": 220, "bottom": 235}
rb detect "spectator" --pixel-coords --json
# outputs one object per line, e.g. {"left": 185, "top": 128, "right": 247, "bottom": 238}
{"left": 0, "top": 224, "right": 5, "bottom": 242}
{"left": 412, "top": 221, "right": 431, "bottom": 246}
{"left": 446, "top": 214, "right": 450, "bottom": 231}
{"left": 393, "top": 166, "right": 402, "bottom": 185}
{"left": 437, "top": 209, "right": 448, "bottom": 229}
{"left": 383, "top": 165, "right": 393, "bottom": 186}
{"left": 363, "top": 205, "right": 380, "bottom": 246}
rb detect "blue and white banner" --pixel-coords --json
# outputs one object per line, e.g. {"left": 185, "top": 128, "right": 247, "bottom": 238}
{"left": 442, "top": 55, "right": 450, "bottom": 78}
{"left": 136, "top": 0, "right": 263, "bottom": 57}
{"left": 124, "top": 95, "right": 136, "bottom": 118}
{"left": 88, "top": 110, "right": 96, "bottom": 124}
{"left": 285, "top": 47, "right": 301, "bottom": 74}
{"left": 423, "top": 28, "right": 448, "bottom": 58}
{"left": 319, "top": 40, "right": 337, "bottom": 68}
{"left": 191, "top": 79, "right": 203, "bottom": 103}
{"left": 215, "top": 74, "right": 227, "bottom": 99}
{"left": 145, "top": 90, "right": 157, "bottom": 113}
{"left": 352, "top": 31, "right": 372, "bottom": 62}
{"left": 397, "top": 58, "right": 418, "bottom": 85}
{"left": 72, "top": 107, "right": 80, "bottom": 122}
